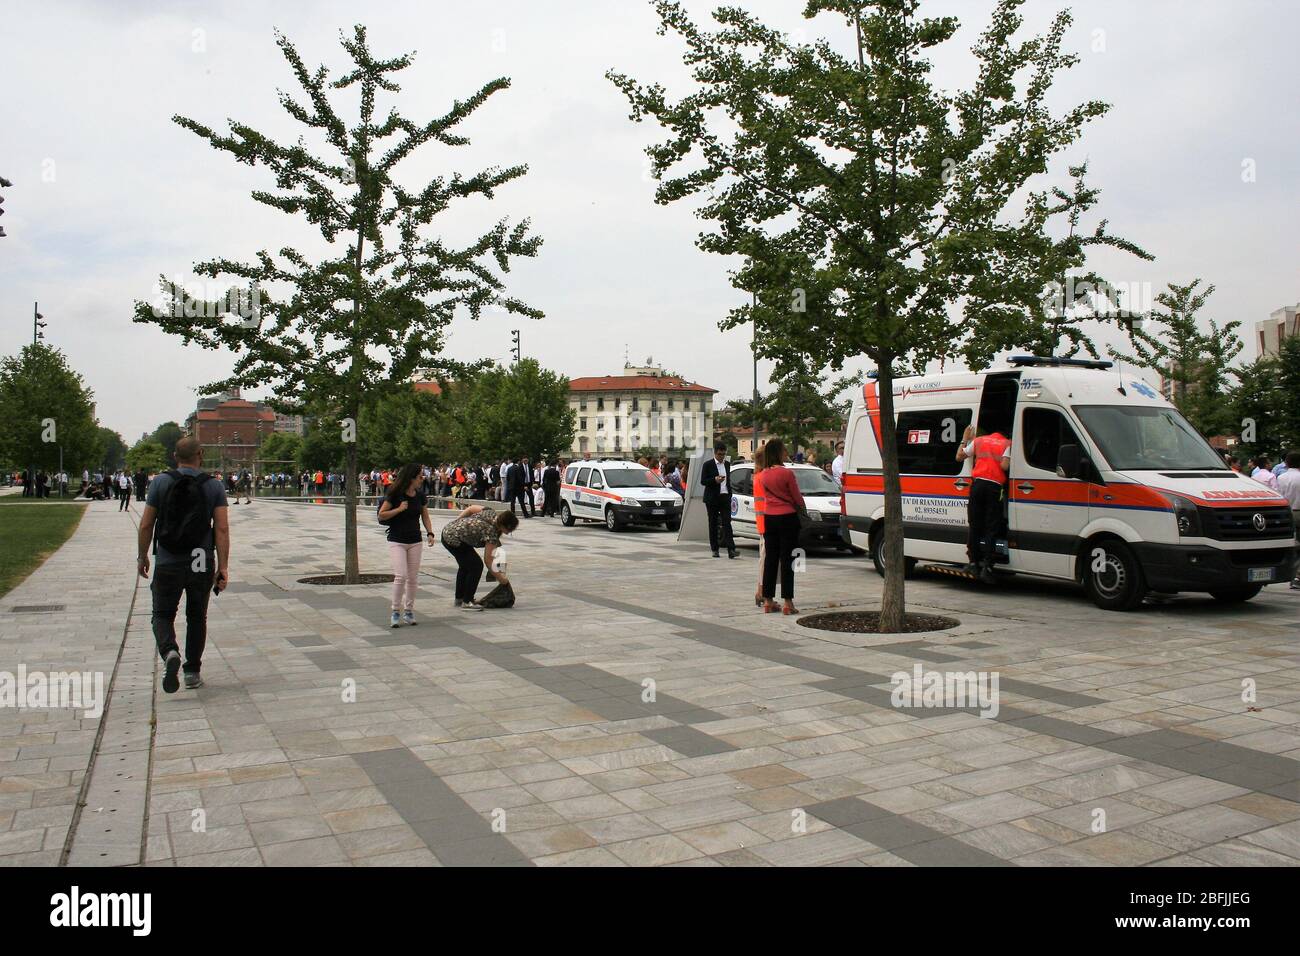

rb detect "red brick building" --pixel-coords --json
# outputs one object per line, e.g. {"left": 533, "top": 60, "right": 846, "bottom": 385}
{"left": 186, "top": 390, "right": 277, "bottom": 473}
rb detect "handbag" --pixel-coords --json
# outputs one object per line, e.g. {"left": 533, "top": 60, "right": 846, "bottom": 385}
{"left": 795, "top": 502, "right": 813, "bottom": 532}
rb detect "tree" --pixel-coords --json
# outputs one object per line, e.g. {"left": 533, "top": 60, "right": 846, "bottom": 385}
{"left": 461, "top": 359, "right": 575, "bottom": 461}
{"left": 610, "top": 0, "right": 1104, "bottom": 630}
{"left": 126, "top": 439, "right": 169, "bottom": 474}
{"left": 976, "top": 162, "right": 1153, "bottom": 363}
{"left": 97, "top": 427, "right": 128, "bottom": 473}
{"left": 150, "top": 421, "right": 185, "bottom": 463}
{"left": 0, "top": 343, "right": 102, "bottom": 475}
{"left": 257, "top": 430, "right": 304, "bottom": 470}
{"left": 761, "top": 367, "right": 847, "bottom": 454}
{"left": 132, "top": 26, "right": 542, "bottom": 582}
{"left": 1109, "top": 279, "right": 1242, "bottom": 432}
{"left": 1228, "top": 337, "right": 1300, "bottom": 462}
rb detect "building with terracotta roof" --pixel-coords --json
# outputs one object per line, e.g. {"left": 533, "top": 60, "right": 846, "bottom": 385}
{"left": 185, "top": 389, "right": 278, "bottom": 472}
{"left": 567, "top": 363, "right": 717, "bottom": 458}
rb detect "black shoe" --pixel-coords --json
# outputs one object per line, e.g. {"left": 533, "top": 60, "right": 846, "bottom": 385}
{"left": 162, "top": 651, "right": 181, "bottom": 694}
{"left": 979, "top": 564, "right": 996, "bottom": 585}
{"left": 712, "top": 551, "right": 720, "bottom": 558}
{"left": 728, "top": 551, "right": 738, "bottom": 559}
{"left": 184, "top": 671, "right": 203, "bottom": 690}
{"left": 963, "top": 563, "right": 979, "bottom": 577}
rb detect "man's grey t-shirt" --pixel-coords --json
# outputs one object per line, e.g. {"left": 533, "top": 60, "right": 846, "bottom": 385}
{"left": 146, "top": 467, "right": 228, "bottom": 566}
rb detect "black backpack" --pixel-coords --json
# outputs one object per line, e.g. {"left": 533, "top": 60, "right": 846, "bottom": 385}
{"left": 156, "top": 471, "right": 214, "bottom": 554}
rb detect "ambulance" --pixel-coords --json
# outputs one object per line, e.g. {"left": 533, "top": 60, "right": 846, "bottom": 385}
{"left": 839, "top": 356, "right": 1298, "bottom": 610}
{"left": 559, "top": 460, "right": 683, "bottom": 532}
{"left": 729, "top": 461, "right": 849, "bottom": 550}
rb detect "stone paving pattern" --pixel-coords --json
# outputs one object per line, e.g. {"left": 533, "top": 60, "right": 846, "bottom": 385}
{"left": 2, "top": 496, "right": 1299, "bottom": 866}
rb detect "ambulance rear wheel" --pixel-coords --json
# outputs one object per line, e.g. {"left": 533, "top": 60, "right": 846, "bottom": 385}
{"left": 1082, "top": 539, "right": 1147, "bottom": 611}
{"left": 870, "top": 527, "right": 916, "bottom": 579}
{"left": 1208, "top": 585, "right": 1262, "bottom": 604}
{"left": 560, "top": 502, "right": 575, "bottom": 527}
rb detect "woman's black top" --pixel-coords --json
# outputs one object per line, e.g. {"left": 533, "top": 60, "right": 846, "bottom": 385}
{"left": 386, "top": 492, "right": 428, "bottom": 544}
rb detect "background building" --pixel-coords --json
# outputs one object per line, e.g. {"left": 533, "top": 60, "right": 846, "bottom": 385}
{"left": 719, "top": 425, "right": 845, "bottom": 463}
{"left": 185, "top": 388, "right": 277, "bottom": 473}
{"left": 567, "top": 363, "right": 716, "bottom": 458}
{"left": 1254, "top": 302, "right": 1299, "bottom": 358}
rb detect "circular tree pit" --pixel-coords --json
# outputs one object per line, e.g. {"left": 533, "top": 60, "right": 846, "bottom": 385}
{"left": 297, "top": 574, "right": 395, "bottom": 586}
{"left": 798, "top": 610, "right": 959, "bottom": 634}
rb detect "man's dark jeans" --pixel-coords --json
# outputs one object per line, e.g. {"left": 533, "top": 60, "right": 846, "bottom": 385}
{"left": 151, "top": 562, "right": 214, "bottom": 673}
{"left": 966, "top": 478, "right": 1004, "bottom": 566}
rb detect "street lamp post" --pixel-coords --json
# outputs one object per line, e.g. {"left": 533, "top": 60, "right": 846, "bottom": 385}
{"left": 29, "top": 302, "right": 48, "bottom": 499}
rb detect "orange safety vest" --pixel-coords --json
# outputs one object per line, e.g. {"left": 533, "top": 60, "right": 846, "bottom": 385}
{"left": 970, "top": 433, "right": 1011, "bottom": 484}
{"left": 753, "top": 470, "right": 767, "bottom": 534}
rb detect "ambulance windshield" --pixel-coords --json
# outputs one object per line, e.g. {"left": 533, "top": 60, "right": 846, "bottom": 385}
{"left": 793, "top": 468, "right": 842, "bottom": 495}
{"left": 1073, "top": 405, "right": 1227, "bottom": 472}
{"left": 604, "top": 468, "right": 665, "bottom": 488}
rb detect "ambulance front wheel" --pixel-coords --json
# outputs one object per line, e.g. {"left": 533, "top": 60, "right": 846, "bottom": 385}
{"left": 1082, "top": 539, "right": 1147, "bottom": 611}
{"left": 870, "top": 527, "right": 916, "bottom": 579}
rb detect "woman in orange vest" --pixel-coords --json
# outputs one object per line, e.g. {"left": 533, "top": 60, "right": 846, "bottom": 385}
{"left": 752, "top": 444, "right": 767, "bottom": 606}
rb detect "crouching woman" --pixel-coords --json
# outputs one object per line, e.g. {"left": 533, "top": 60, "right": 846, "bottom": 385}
{"left": 440, "top": 505, "right": 519, "bottom": 611}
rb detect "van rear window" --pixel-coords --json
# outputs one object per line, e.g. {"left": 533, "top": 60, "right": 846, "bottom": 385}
{"left": 896, "top": 409, "right": 972, "bottom": 476}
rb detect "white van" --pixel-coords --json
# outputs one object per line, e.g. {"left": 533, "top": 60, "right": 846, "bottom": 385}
{"left": 729, "top": 462, "right": 848, "bottom": 550}
{"left": 840, "top": 356, "right": 1298, "bottom": 610}
{"left": 560, "top": 460, "right": 683, "bottom": 532}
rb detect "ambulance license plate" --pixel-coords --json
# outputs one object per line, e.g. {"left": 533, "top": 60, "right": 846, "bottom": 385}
{"left": 652, "top": 509, "right": 664, "bottom": 515}
{"left": 1248, "top": 568, "right": 1274, "bottom": 582}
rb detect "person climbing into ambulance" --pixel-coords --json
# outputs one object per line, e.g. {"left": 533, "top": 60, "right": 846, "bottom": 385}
{"left": 955, "top": 423, "right": 1012, "bottom": 583}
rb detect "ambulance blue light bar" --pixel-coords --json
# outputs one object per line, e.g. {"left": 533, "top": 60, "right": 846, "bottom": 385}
{"left": 1008, "top": 355, "right": 1114, "bottom": 370}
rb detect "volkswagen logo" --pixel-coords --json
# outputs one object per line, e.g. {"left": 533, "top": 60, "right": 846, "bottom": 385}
{"left": 1252, "top": 513, "right": 1267, "bottom": 532}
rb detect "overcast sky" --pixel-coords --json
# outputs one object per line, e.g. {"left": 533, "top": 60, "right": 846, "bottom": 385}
{"left": 3, "top": 0, "right": 1296, "bottom": 442}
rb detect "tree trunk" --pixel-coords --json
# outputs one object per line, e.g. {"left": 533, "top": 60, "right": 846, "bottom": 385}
{"left": 874, "top": 359, "right": 907, "bottom": 632}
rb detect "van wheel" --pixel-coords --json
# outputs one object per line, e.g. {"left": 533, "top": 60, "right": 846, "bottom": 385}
{"left": 604, "top": 507, "right": 623, "bottom": 532}
{"left": 870, "top": 527, "right": 916, "bottom": 579}
{"left": 665, "top": 519, "right": 680, "bottom": 533}
{"left": 1208, "top": 585, "right": 1263, "bottom": 604}
{"left": 560, "top": 502, "right": 575, "bottom": 527}
{"left": 1082, "top": 539, "right": 1147, "bottom": 611}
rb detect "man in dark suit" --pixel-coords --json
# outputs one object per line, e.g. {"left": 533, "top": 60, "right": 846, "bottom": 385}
{"left": 700, "top": 442, "right": 737, "bottom": 559}
{"left": 507, "top": 459, "right": 531, "bottom": 517}
{"left": 542, "top": 460, "right": 561, "bottom": 517}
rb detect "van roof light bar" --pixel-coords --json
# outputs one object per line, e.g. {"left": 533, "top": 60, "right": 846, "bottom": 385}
{"left": 1008, "top": 355, "right": 1114, "bottom": 370}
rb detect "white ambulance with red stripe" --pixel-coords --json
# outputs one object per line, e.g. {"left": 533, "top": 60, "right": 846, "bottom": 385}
{"left": 560, "top": 460, "right": 683, "bottom": 532}
{"left": 839, "top": 356, "right": 1298, "bottom": 610}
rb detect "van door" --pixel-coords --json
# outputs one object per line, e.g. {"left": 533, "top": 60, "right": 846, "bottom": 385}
{"left": 573, "top": 466, "right": 595, "bottom": 519}
{"left": 895, "top": 406, "right": 975, "bottom": 564}
{"left": 730, "top": 465, "right": 757, "bottom": 540}
{"left": 1008, "top": 405, "right": 1091, "bottom": 578}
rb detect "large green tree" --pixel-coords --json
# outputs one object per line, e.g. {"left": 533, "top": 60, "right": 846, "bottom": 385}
{"left": 132, "top": 26, "right": 542, "bottom": 582}
{"left": 0, "top": 344, "right": 101, "bottom": 474}
{"left": 256, "top": 430, "right": 304, "bottom": 470}
{"left": 978, "top": 161, "right": 1153, "bottom": 363}
{"left": 126, "top": 439, "right": 169, "bottom": 474}
{"left": 149, "top": 421, "right": 184, "bottom": 463}
{"left": 611, "top": 0, "right": 1104, "bottom": 629}
{"left": 1107, "top": 280, "right": 1237, "bottom": 429}
{"left": 1228, "top": 338, "right": 1300, "bottom": 462}
{"left": 459, "top": 359, "right": 575, "bottom": 461}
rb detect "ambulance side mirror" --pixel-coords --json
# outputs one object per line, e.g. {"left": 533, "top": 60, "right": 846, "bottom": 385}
{"left": 1056, "top": 444, "right": 1086, "bottom": 479}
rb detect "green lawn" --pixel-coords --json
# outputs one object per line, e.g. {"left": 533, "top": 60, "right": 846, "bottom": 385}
{"left": 0, "top": 498, "right": 88, "bottom": 597}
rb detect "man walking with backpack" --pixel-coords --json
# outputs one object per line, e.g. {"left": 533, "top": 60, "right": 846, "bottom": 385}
{"left": 136, "top": 436, "right": 229, "bottom": 693}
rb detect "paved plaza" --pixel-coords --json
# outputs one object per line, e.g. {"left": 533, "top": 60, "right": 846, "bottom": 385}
{"left": 2, "top": 498, "right": 1299, "bottom": 867}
